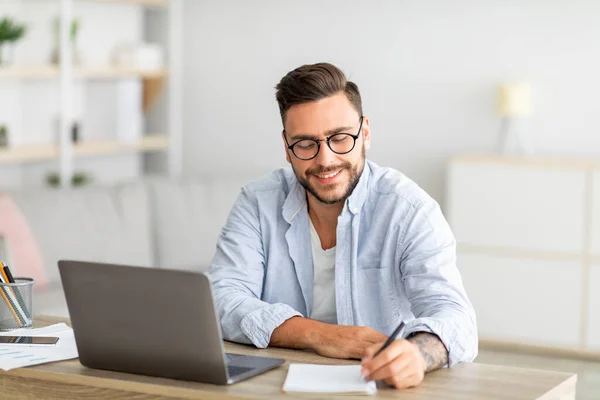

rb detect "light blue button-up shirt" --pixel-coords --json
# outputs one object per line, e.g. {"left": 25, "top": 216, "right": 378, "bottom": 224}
{"left": 209, "top": 160, "right": 478, "bottom": 366}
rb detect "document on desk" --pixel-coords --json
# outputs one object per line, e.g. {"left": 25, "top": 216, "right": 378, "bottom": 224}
{"left": 283, "top": 364, "right": 377, "bottom": 395}
{"left": 0, "top": 323, "right": 78, "bottom": 370}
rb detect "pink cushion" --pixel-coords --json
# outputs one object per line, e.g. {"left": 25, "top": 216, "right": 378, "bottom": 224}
{"left": 0, "top": 194, "right": 48, "bottom": 287}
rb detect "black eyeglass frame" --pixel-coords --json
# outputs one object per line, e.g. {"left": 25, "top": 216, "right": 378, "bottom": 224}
{"left": 283, "top": 116, "right": 364, "bottom": 161}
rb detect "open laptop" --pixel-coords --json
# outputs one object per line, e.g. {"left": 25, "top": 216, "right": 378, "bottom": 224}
{"left": 58, "top": 260, "right": 284, "bottom": 385}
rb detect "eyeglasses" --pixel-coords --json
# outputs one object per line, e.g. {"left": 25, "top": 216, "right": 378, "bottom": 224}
{"left": 284, "top": 116, "right": 364, "bottom": 161}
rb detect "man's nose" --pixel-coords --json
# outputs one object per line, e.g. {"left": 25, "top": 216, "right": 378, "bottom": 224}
{"left": 315, "top": 142, "right": 337, "bottom": 165}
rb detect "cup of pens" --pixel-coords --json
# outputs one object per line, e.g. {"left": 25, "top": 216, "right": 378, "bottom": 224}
{"left": 0, "top": 263, "right": 33, "bottom": 331}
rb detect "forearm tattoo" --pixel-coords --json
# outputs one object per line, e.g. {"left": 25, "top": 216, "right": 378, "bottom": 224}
{"left": 407, "top": 332, "right": 449, "bottom": 372}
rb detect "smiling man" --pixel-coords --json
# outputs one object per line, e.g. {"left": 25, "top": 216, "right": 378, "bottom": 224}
{"left": 209, "top": 63, "right": 477, "bottom": 389}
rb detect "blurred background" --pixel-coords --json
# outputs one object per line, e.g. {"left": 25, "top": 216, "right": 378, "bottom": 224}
{"left": 0, "top": 1, "right": 599, "bottom": 398}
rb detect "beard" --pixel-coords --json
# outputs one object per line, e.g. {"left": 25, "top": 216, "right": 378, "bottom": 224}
{"left": 292, "top": 146, "right": 365, "bottom": 205}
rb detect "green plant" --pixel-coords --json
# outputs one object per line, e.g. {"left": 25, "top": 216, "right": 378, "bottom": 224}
{"left": 0, "top": 17, "right": 27, "bottom": 43}
{"left": 54, "top": 17, "right": 79, "bottom": 42}
{"left": 70, "top": 19, "right": 79, "bottom": 42}
{"left": 46, "top": 171, "right": 93, "bottom": 188}
{"left": 0, "top": 124, "right": 7, "bottom": 147}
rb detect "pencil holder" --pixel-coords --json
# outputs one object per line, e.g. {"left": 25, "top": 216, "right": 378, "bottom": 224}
{"left": 0, "top": 278, "right": 34, "bottom": 331}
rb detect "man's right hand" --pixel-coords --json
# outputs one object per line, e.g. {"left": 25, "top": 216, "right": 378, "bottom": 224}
{"left": 312, "top": 324, "right": 388, "bottom": 359}
{"left": 270, "top": 316, "right": 387, "bottom": 360}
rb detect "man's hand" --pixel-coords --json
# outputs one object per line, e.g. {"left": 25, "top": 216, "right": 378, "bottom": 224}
{"left": 270, "top": 317, "right": 387, "bottom": 359}
{"left": 312, "top": 325, "right": 388, "bottom": 359}
{"left": 360, "top": 333, "right": 448, "bottom": 389}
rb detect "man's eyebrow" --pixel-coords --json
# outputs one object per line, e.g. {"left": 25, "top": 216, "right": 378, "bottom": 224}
{"left": 287, "top": 125, "right": 354, "bottom": 141}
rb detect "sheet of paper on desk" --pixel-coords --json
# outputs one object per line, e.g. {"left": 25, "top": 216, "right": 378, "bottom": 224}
{"left": 0, "top": 323, "right": 78, "bottom": 370}
{"left": 283, "top": 364, "right": 377, "bottom": 395}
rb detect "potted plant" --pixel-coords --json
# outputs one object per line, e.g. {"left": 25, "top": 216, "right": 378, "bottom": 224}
{"left": 51, "top": 18, "right": 81, "bottom": 65}
{"left": 46, "top": 171, "right": 93, "bottom": 188}
{"left": 0, "top": 17, "right": 27, "bottom": 65}
{"left": 0, "top": 124, "right": 8, "bottom": 147}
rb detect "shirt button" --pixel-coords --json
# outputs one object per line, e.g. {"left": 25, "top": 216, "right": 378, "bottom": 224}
{"left": 352, "top": 208, "right": 359, "bottom": 213}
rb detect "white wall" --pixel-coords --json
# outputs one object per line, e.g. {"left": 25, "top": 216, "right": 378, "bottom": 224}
{"left": 182, "top": 0, "right": 600, "bottom": 202}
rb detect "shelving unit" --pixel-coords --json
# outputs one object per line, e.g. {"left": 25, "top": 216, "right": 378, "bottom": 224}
{"left": 0, "top": 135, "right": 169, "bottom": 165}
{"left": 88, "top": 0, "right": 169, "bottom": 7}
{"left": 0, "top": 66, "right": 168, "bottom": 79}
{"left": 0, "top": 0, "right": 182, "bottom": 189}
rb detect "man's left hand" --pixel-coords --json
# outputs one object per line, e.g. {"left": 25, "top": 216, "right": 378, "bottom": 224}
{"left": 360, "top": 338, "right": 426, "bottom": 389}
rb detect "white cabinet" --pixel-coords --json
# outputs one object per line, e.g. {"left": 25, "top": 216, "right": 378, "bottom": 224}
{"left": 587, "top": 264, "right": 600, "bottom": 350}
{"left": 448, "top": 162, "right": 586, "bottom": 253}
{"left": 592, "top": 172, "right": 600, "bottom": 256}
{"left": 447, "top": 155, "right": 599, "bottom": 353}
{"left": 459, "top": 253, "right": 582, "bottom": 347}
{"left": 593, "top": 173, "right": 600, "bottom": 348}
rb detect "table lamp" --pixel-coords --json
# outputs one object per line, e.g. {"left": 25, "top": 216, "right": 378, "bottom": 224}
{"left": 497, "top": 82, "right": 533, "bottom": 155}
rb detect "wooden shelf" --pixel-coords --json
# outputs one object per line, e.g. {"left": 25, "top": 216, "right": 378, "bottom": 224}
{"left": 0, "top": 135, "right": 169, "bottom": 165}
{"left": 0, "top": 66, "right": 168, "bottom": 80}
{"left": 74, "top": 135, "right": 169, "bottom": 157}
{"left": 81, "top": 0, "right": 169, "bottom": 7}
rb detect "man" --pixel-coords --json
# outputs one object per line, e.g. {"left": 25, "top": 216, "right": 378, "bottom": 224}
{"left": 209, "top": 63, "right": 477, "bottom": 389}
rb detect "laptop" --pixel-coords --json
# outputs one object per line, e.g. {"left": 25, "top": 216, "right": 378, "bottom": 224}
{"left": 58, "top": 260, "right": 285, "bottom": 385}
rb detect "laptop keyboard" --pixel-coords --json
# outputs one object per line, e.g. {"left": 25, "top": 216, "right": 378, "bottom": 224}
{"left": 227, "top": 365, "right": 254, "bottom": 377}
{"left": 225, "top": 354, "right": 244, "bottom": 362}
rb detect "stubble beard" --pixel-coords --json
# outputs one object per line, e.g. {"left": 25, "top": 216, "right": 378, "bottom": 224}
{"left": 293, "top": 147, "right": 366, "bottom": 205}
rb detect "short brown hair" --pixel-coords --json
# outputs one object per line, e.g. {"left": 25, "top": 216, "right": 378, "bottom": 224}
{"left": 275, "top": 63, "right": 363, "bottom": 126}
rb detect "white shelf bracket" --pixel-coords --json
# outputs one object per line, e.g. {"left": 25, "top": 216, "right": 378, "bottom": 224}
{"left": 59, "top": 0, "right": 74, "bottom": 188}
{"left": 167, "top": 0, "right": 183, "bottom": 179}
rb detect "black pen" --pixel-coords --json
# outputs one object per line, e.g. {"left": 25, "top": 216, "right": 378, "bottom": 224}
{"left": 3, "top": 265, "right": 15, "bottom": 283}
{"left": 373, "top": 321, "right": 405, "bottom": 357}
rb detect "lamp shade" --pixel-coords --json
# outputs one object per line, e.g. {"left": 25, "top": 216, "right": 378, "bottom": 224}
{"left": 498, "top": 83, "right": 532, "bottom": 117}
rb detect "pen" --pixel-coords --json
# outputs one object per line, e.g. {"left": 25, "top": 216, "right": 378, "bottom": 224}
{"left": 0, "top": 262, "right": 28, "bottom": 326}
{"left": 3, "top": 264, "right": 30, "bottom": 319}
{"left": 0, "top": 268, "right": 22, "bottom": 327}
{"left": 373, "top": 320, "right": 405, "bottom": 358}
{"left": 2, "top": 264, "right": 15, "bottom": 283}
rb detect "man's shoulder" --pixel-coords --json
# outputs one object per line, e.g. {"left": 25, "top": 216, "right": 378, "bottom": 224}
{"left": 367, "top": 161, "right": 435, "bottom": 208}
{"left": 242, "top": 166, "right": 296, "bottom": 197}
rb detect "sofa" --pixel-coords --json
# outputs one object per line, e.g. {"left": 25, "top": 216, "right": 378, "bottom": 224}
{"left": 0, "top": 176, "right": 248, "bottom": 318}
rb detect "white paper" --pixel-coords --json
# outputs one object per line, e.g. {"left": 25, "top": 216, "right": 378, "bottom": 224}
{"left": 0, "top": 323, "right": 78, "bottom": 370}
{"left": 283, "top": 364, "right": 377, "bottom": 395}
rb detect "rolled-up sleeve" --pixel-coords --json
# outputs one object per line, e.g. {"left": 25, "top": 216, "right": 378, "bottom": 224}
{"left": 209, "top": 188, "right": 301, "bottom": 348}
{"left": 397, "top": 198, "right": 478, "bottom": 366}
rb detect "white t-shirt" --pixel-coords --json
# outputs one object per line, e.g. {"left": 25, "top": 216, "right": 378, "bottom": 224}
{"left": 308, "top": 219, "right": 337, "bottom": 324}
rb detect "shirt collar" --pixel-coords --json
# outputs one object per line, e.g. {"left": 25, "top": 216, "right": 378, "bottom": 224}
{"left": 282, "top": 175, "right": 307, "bottom": 224}
{"left": 282, "top": 160, "right": 372, "bottom": 223}
{"left": 346, "top": 160, "right": 371, "bottom": 215}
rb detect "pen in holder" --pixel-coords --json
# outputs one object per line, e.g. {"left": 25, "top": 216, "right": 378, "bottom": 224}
{"left": 0, "top": 278, "right": 34, "bottom": 331}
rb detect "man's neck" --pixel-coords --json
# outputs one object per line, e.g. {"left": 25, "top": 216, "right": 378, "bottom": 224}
{"left": 307, "top": 194, "right": 343, "bottom": 250}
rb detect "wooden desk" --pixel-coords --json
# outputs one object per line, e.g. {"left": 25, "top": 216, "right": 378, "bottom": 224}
{"left": 0, "top": 315, "right": 576, "bottom": 400}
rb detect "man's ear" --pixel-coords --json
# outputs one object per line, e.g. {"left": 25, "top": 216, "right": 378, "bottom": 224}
{"left": 362, "top": 116, "right": 371, "bottom": 151}
{"left": 282, "top": 132, "right": 291, "bottom": 163}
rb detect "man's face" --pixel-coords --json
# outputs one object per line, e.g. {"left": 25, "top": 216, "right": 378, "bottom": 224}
{"left": 282, "top": 93, "right": 371, "bottom": 205}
